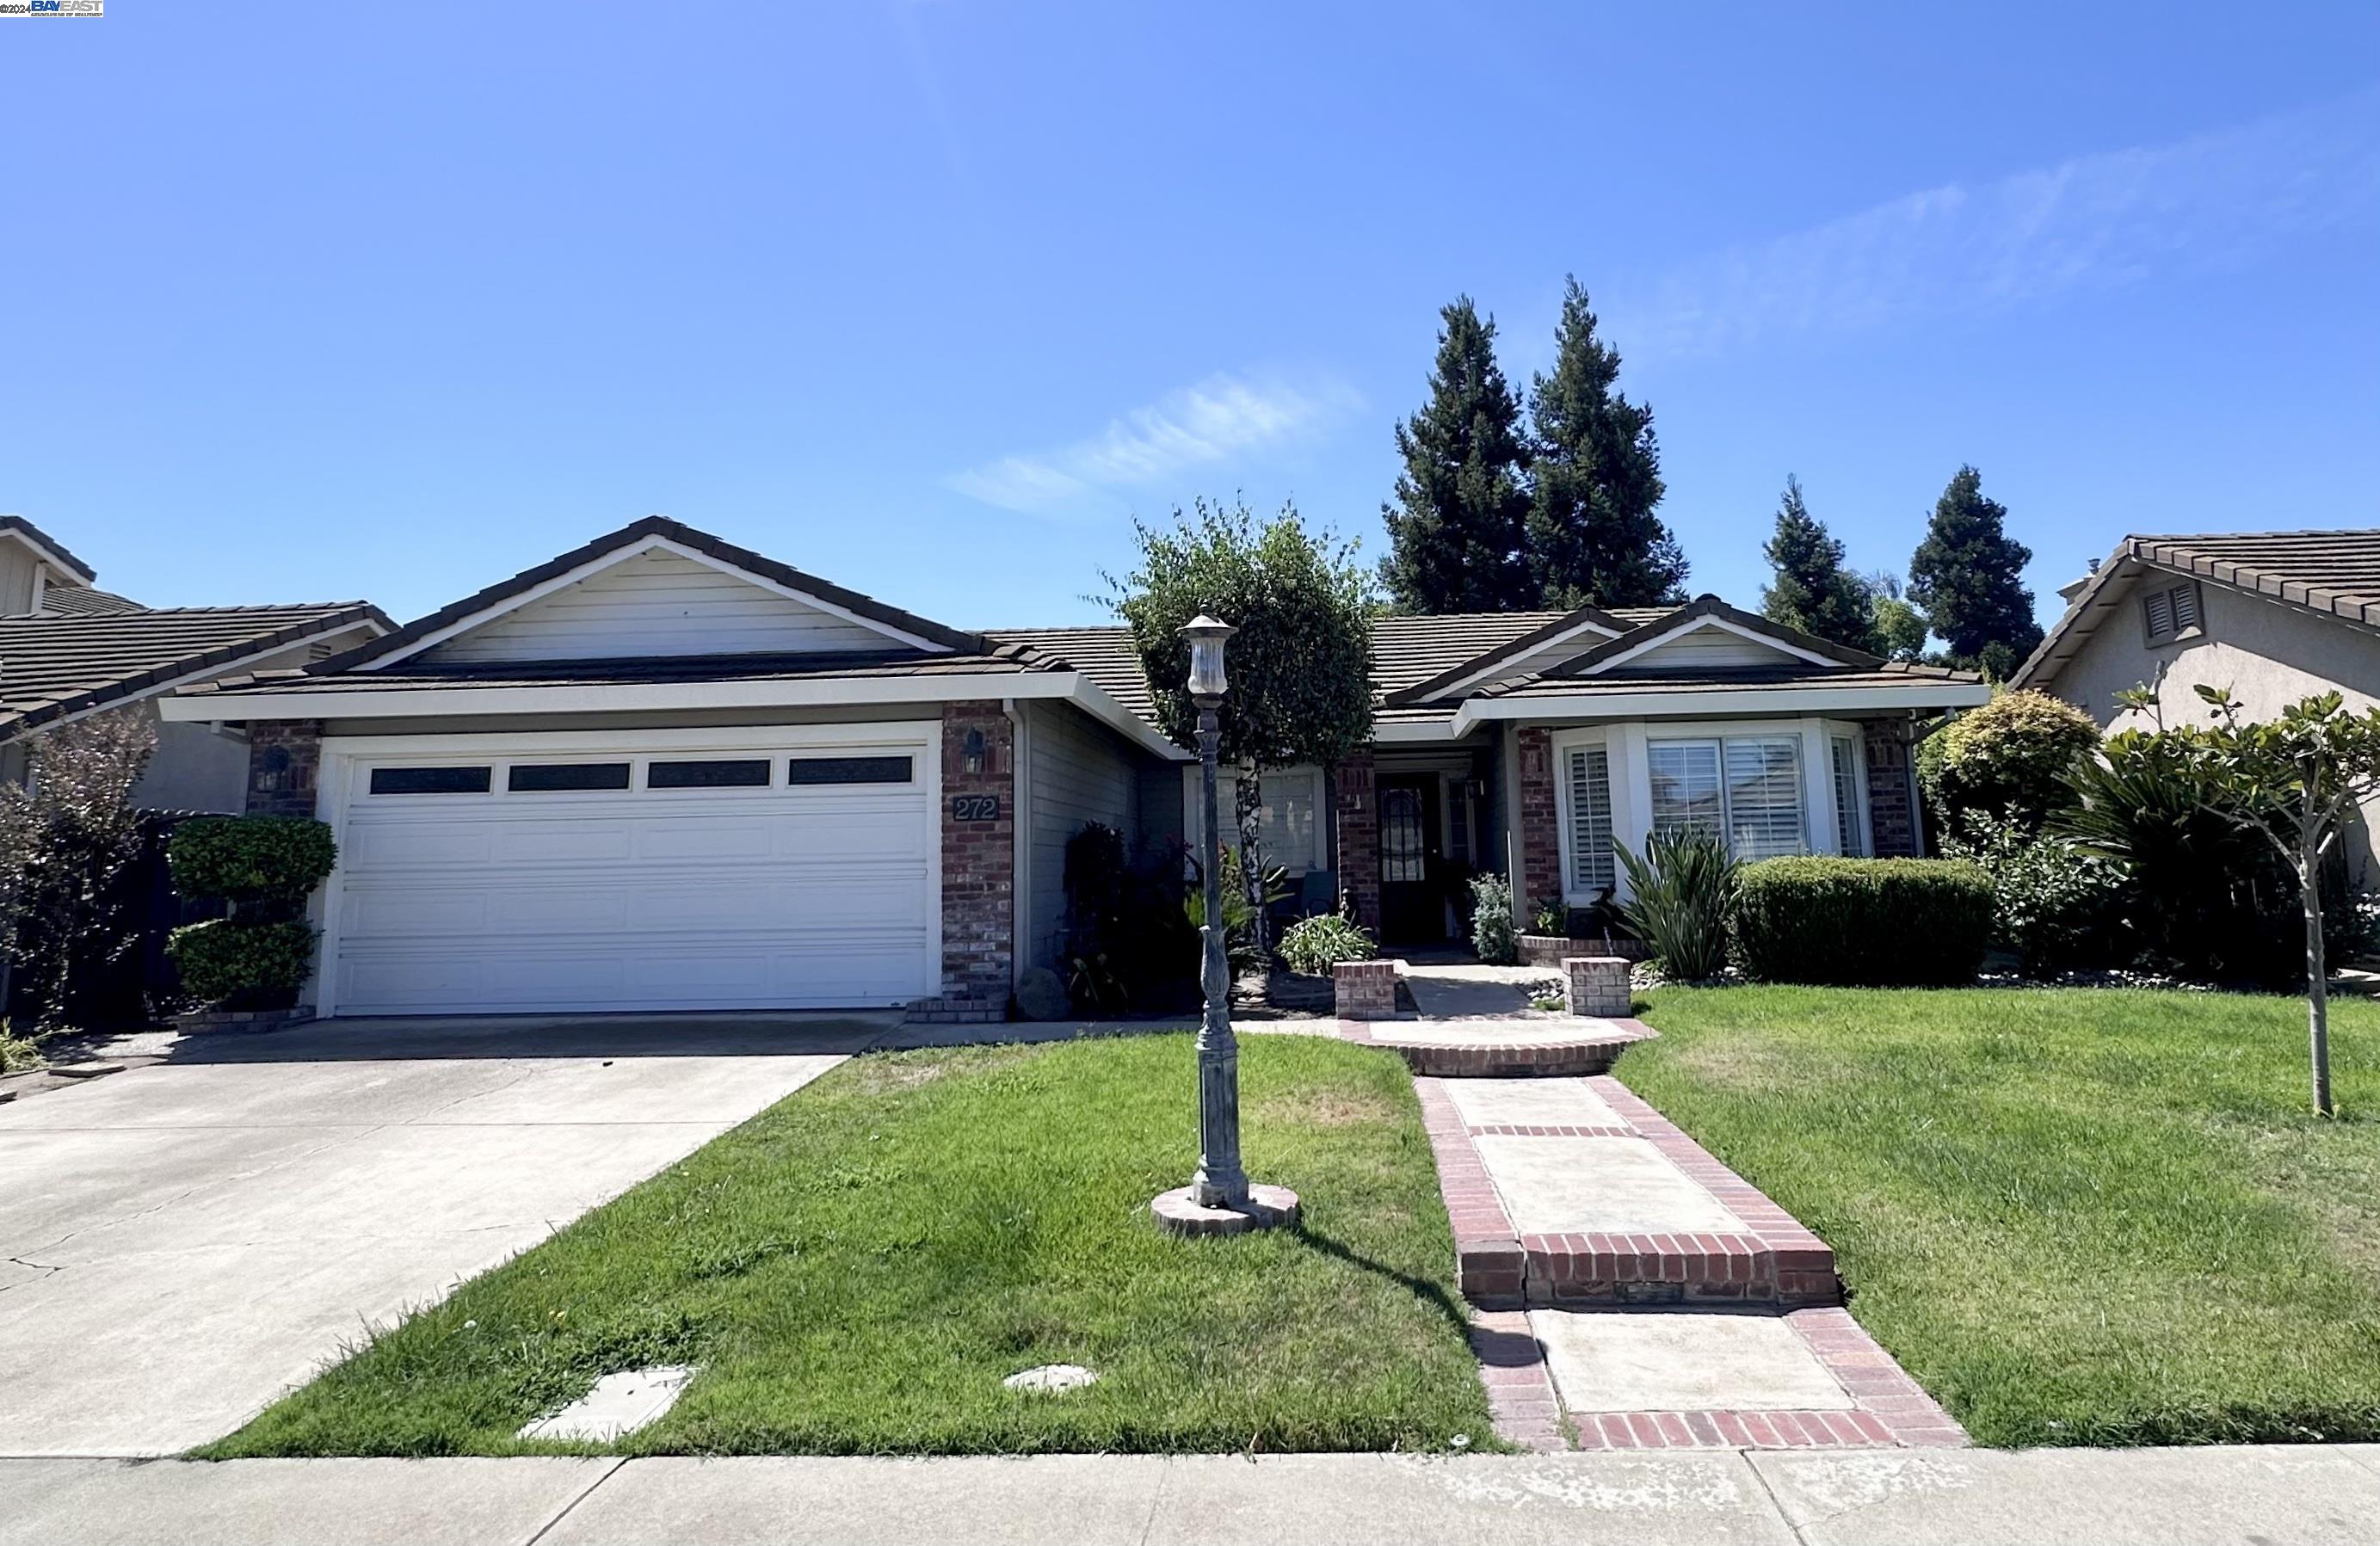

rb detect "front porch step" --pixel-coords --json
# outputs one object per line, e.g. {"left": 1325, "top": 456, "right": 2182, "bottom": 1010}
{"left": 1341, "top": 1016, "right": 1656, "bottom": 1078}
{"left": 1415, "top": 1074, "right": 1843, "bottom": 1310}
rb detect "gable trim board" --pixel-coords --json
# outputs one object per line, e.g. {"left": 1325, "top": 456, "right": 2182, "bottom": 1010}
{"left": 0, "top": 515, "right": 99, "bottom": 586}
{"left": 1450, "top": 680, "right": 1988, "bottom": 734}
{"left": 342, "top": 516, "right": 983, "bottom": 674}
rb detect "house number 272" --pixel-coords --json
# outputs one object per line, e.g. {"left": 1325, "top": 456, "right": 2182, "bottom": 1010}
{"left": 951, "top": 794, "right": 1000, "bottom": 822}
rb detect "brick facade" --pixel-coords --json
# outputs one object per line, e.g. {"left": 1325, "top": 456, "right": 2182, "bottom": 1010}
{"left": 934, "top": 700, "right": 1014, "bottom": 1015}
{"left": 1514, "top": 727, "right": 1563, "bottom": 923}
{"left": 245, "top": 719, "right": 324, "bottom": 817}
{"left": 1862, "top": 722, "right": 1921, "bottom": 857}
{"left": 1331, "top": 752, "right": 1379, "bottom": 931}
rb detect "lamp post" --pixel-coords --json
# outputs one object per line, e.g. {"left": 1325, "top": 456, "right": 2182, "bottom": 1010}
{"left": 1151, "top": 615, "right": 1300, "bottom": 1236}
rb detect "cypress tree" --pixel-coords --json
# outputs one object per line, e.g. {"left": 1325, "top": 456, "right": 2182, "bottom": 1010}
{"left": 1760, "top": 476, "right": 1877, "bottom": 650}
{"left": 1378, "top": 297, "right": 1534, "bottom": 612}
{"left": 1907, "top": 465, "right": 2043, "bottom": 676}
{"left": 1524, "top": 278, "right": 1688, "bottom": 607}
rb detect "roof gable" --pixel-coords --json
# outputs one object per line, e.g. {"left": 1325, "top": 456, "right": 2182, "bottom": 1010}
{"left": 344, "top": 517, "right": 984, "bottom": 673}
{"left": 2017, "top": 529, "right": 2380, "bottom": 687}
{"left": 1384, "top": 604, "right": 1637, "bottom": 705}
{"left": 1550, "top": 596, "right": 1882, "bottom": 679}
{"left": 0, "top": 515, "right": 99, "bottom": 588}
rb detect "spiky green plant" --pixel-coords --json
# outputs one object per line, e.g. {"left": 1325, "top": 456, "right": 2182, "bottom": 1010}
{"left": 1614, "top": 830, "right": 1737, "bottom": 981}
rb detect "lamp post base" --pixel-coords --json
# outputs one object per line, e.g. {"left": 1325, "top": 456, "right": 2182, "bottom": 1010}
{"left": 1149, "top": 1182, "right": 1302, "bottom": 1237}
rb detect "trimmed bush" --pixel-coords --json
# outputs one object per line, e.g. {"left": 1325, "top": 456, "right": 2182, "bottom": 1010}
{"left": 168, "top": 816, "right": 337, "bottom": 911}
{"left": 1277, "top": 912, "right": 1376, "bottom": 976}
{"left": 165, "top": 919, "right": 318, "bottom": 1007}
{"left": 1729, "top": 857, "right": 1994, "bottom": 986}
{"left": 1921, "top": 689, "right": 2100, "bottom": 839}
{"left": 1941, "top": 810, "right": 2128, "bottom": 971}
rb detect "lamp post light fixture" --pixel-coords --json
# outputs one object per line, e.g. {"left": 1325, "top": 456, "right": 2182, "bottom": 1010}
{"left": 1150, "top": 614, "right": 1301, "bottom": 1237}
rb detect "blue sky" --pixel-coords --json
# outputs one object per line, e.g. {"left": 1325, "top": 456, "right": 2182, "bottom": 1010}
{"left": 4, "top": 3, "right": 2376, "bottom": 631}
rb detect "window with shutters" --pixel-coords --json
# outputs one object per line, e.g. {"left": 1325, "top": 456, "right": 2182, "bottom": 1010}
{"left": 1649, "top": 736, "right": 1807, "bottom": 860}
{"left": 1566, "top": 746, "right": 1615, "bottom": 891}
{"left": 2142, "top": 580, "right": 2204, "bottom": 646}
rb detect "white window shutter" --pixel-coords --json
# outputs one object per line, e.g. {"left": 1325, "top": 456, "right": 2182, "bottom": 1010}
{"left": 1568, "top": 748, "right": 1615, "bottom": 890}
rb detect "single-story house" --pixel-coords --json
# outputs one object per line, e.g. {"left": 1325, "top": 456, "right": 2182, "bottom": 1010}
{"left": 2013, "top": 527, "right": 2380, "bottom": 872}
{"left": 161, "top": 516, "right": 1988, "bottom": 1019}
{"left": 1, "top": 514, "right": 391, "bottom": 810}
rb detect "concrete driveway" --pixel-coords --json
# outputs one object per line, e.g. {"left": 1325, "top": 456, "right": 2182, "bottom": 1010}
{"left": 0, "top": 1013, "right": 885, "bottom": 1457}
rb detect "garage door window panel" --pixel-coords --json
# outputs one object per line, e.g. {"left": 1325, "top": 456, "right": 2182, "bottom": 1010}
{"left": 646, "top": 758, "right": 773, "bottom": 790}
{"left": 508, "top": 762, "right": 632, "bottom": 792}
{"left": 368, "top": 766, "right": 492, "bottom": 796}
{"left": 784, "top": 755, "right": 914, "bottom": 785}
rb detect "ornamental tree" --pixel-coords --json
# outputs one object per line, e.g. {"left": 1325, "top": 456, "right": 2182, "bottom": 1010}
{"left": 0, "top": 707, "right": 157, "bottom": 1028}
{"left": 1107, "top": 496, "right": 1375, "bottom": 940}
{"left": 2155, "top": 686, "right": 2380, "bottom": 1116}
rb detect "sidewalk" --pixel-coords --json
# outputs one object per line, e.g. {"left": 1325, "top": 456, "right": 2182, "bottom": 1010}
{"left": 7, "top": 1447, "right": 2378, "bottom": 1544}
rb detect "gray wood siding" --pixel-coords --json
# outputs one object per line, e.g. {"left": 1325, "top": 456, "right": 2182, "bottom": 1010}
{"left": 421, "top": 547, "right": 908, "bottom": 663}
{"left": 1025, "top": 700, "right": 1143, "bottom": 974}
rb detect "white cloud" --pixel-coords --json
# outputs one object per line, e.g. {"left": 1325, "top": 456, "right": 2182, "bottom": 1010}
{"left": 1611, "top": 88, "right": 2380, "bottom": 360}
{"left": 946, "top": 372, "right": 1361, "bottom": 515}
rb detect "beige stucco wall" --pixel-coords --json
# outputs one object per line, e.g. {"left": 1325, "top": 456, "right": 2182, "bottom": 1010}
{"left": 2052, "top": 576, "right": 2380, "bottom": 730}
{"left": 2044, "top": 575, "right": 2380, "bottom": 880}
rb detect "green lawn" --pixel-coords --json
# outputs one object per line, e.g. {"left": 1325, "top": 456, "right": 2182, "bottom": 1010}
{"left": 1627, "top": 986, "right": 2380, "bottom": 1448}
{"left": 200, "top": 1033, "right": 1494, "bottom": 1457}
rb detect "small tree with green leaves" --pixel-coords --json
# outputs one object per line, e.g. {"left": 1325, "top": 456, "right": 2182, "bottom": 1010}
{"left": 1107, "top": 496, "right": 1374, "bottom": 944}
{"left": 2161, "top": 685, "right": 2380, "bottom": 1116}
{"left": 2113, "top": 685, "right": 2380, "bottom": 1108}
{"left": 1864, "top": 570, "right": 1932, "bottom": 662}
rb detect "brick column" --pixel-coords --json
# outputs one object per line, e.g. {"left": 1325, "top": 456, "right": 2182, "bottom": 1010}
{"left": 1863, "top": 722, "right": 1920, "bottom": 858}
{"left": 1515, "top": 726, "right": 1563, "bottom": 921}
{"left": 936, "top": 701, "right": 1014, "bottom": 1015}
{"left": 1332, "top": 752, "right": 1378, "bottom": 931}
{"left": 246, "top": 720, "right": 324, "bottom": 817}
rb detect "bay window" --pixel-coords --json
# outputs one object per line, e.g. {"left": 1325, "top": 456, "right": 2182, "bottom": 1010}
{"left": 1649, "top": 735, "right": 1805, "bottom": 860}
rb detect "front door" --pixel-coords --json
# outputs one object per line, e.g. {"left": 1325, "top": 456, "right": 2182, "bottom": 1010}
{"left": 1378, "top": 776, "right": 1444, "bottom": 944}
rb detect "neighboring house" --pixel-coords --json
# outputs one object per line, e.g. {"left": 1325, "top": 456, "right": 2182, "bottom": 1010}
{"left": 2013, "top": 527, "right": 2380, "bottom": 875}
{"left": 0, "top": 514, "right": 392, "bottom": 810}
{"left": 161, "top": 516, "right": 1988, "bottom": 1020}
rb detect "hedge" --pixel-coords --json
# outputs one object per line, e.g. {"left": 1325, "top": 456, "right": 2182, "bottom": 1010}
{"left": 1729, "top": 857, "right": 1995, "bottom": 986}
{"left": 165, "top": 919, "right": 318, "bottom": 1007}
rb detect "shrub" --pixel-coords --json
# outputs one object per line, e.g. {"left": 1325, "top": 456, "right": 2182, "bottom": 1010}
{"left": 1184, "top": 846, "right": 1286, "bottom": 976}
{"left": 1469, "top": 874, "right": 1518, "bottom": 964}
{"left": 164, "top": 920, "right": 318, "bottom": 1007}
{"left": 1277, "top": 912, "right": 1376, "bottom": 976}
{"left": 1063, "top": 822, "right": 1195, "bottom": 1011}
{"left": 1616, "top": 831, "right": 1737, "bottom": 981}
{"left": 1529, "top": 895, "right": 1567, "bottom": 937}
{"left": 1940, "top": 809, "right": 2128, "bottom": 971}
{"left": 0, "top": 708, "right": 157, "bottom": 1029}
{"left": 167, "top": 815, "right": 336, "bottom": 913}
{"left": 1729, "top": 857, "right": 1994, "bottom": 985}
{"left": 2056, "top": 734, "right": 2298, "bottom": 984}
{"left": 1922, "top": 689, "right": 2100, "bottom": 840}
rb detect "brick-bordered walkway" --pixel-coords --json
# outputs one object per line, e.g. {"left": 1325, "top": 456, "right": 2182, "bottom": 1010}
{"left": 1411, "top": 1070, "right": 1967, "bottom": 1451}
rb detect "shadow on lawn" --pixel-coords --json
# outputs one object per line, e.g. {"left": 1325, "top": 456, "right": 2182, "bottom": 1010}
{"left": 1293, "top": 1226, "right": 1472, "bottom": 1337}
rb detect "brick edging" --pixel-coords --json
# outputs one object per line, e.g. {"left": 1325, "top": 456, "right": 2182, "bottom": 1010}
{"left": 1588, "top": 1077, "right": 1838, "bottom": 1305}
{"left": 1467, "top": 1309, "right": 1567, "bottom": 1452}
{"left": 1784, "top": 1307, "right": 1970, "bottom": 1447}
{"left": 1413, "top": 1076, "right": 1527, "bottom": 1308}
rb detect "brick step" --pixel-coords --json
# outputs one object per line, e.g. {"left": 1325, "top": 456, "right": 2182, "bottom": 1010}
{"left": 1514, "top": 1229, "right": 1838, "bottom": 1309}
{"left": 1339, "top": 1017, "right": 1656, "bottom": 1078}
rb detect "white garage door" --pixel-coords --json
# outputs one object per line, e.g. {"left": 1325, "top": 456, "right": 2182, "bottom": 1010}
{"left": 322, "top": 728, "right": 938, "bottom": 1016}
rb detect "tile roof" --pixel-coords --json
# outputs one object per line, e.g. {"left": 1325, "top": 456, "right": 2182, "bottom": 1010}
{"left": 1477, "top": 662, "right": 1980, "bottom": 699}
{"left": 2017, "top": 529, "right": 2380, "bottom": 687}
{"left": 185, "top": 644, "right": 1066, "bottom": 698}
{"left": 2, "top": 604, "right": 392, "bottom": 736}
{"left": 35, "top": 585, "right": 146, "bottom": 619}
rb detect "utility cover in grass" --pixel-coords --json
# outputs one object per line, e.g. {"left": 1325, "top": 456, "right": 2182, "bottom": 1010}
{"left": 518, "top": 1365, "right": 696, "bottom": 1442}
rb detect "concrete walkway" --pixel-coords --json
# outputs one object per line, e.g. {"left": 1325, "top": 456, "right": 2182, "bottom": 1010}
{"left": 7, "top": 1447, "right": 2379, "bottom": 1544}
{"left": 0, "top": 1015, "right": 871, "bottom": 1456}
